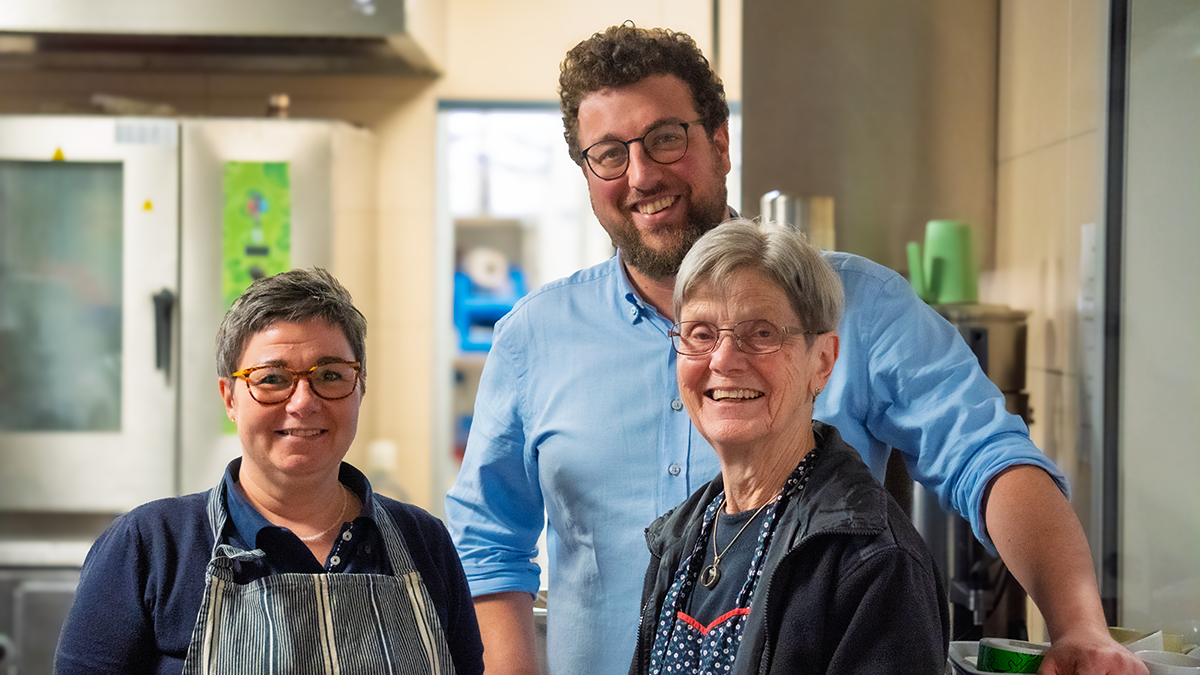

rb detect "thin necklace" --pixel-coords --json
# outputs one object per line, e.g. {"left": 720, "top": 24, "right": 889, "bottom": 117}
{"left": 297, "top": 485, "right": 348, "bottom": 542}
{"left": 700, "top": 491, "right": 780, "bottom": 589}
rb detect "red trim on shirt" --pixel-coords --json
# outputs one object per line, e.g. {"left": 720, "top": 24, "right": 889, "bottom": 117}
{"left": 675, "top": 608, "right": 751, "bottom": 635}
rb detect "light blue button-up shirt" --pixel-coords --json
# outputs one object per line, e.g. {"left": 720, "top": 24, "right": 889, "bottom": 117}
{"left": 446, "top": 251, "right": 1063, "bottom": 675}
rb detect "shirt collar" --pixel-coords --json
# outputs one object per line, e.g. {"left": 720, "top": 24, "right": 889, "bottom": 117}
{"left": 615, "top": 205, "right": 737, "bottom": 327}
{"left": 222, "top": 458, "right": 377, "bottom": 549}
{"left": 615, "top": 252, "right": 653, "bottom": 326}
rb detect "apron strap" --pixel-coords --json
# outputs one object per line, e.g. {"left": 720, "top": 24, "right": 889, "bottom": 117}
{"left": 371, "top": 494, "right": 419, "bottom": 577}
{"left": 203, "top": 478, "right": 266, "bottom": 567}
{"left": 369, "top": 494, "right": 456, "bottom": 674}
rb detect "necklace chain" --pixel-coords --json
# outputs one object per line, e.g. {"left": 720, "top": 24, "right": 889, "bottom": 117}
{"left": 297, "top": 485, "right": 348, "bottom": 542}
{"left": 700, "top": 492, "right": 780, "bottom": 589}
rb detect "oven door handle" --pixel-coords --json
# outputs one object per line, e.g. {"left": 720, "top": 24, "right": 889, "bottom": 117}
{"left": 152, "top": 288, "right": 175, "bottom": 379}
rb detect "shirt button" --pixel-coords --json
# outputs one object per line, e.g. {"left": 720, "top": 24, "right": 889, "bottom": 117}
{"left": 630, "top": 306, "right": 638, "bottom": 316}
{"left": 342, "top": 531, "right": 353, "bottom": 541}
{"left": 671, "top": 399, "right": 683, "bottom": 411}
{"left": 668, "top": 464, "right": 681, "bottom": 476}
{"left": 329, "top": 555, "right": 341, "bottom": 566}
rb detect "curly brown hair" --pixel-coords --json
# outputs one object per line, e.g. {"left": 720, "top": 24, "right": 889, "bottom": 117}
{"left": 559, "top": 23, "right": 728, "bottom": 166}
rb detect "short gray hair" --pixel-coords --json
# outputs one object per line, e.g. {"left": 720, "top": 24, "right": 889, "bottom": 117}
{"left": 674, "top": 218, "right": 844, "bottom": 342}
{"left": 216, "top": 268, "right": 367, "bottom": 385}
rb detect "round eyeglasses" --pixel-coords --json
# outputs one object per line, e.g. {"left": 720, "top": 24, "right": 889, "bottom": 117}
{"left": 230, "top": 360, "right": 361, "bottom": 404}
{"left": 582, "top": 120, "right": 698, "bottom": 180}
{"left": 669, "top": 320, "right": 816, "bottom": 356}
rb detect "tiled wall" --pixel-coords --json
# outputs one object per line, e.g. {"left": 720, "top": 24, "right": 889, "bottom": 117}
{"left": 990, "top": 0, "right": 1109, "bottom": 640}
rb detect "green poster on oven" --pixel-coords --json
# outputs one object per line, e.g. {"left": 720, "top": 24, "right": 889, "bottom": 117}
{"left": 222, "top": 161, "right": 291, "bottom": 310}
{"left": 222, "top": 161, "right": 291, "bottom": 433}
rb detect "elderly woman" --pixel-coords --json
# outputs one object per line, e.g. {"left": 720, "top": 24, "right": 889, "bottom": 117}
{"left": 630, "top": 219, "right": 949, "bottom": 675}
{"left": 56, "top": 268, "right": 483, "bottom": 674}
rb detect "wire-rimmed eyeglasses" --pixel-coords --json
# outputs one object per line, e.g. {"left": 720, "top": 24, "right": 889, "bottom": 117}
{"left": 669, "top": 320, "right": 816, "bottom": 356}
{"left": 582, "top": 120, "right": 698, "bottom": 180}
{"left": 230, "top": 360, "right": 361, "bottom": 404}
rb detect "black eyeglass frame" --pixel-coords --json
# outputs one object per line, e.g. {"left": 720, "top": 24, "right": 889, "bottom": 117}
{"left": 668, "top": 320, "right": 822, "bottom": 356}
{"left": 581, "top": 120, "right": 700, "bottom": 181}
{"left": 229, "top": 360, "right": 362, "bottom": 405}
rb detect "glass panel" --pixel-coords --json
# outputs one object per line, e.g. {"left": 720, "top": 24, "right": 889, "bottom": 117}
{"left": 1119, "top": 1, "right": 1200, "bottom": 638}
{"left": 0, "top": 160, "right": 123, "bottom": 431}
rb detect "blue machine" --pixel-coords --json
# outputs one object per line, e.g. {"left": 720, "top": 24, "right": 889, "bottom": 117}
{"left": 453, "top": 264, "right": 527, "bottom": 352}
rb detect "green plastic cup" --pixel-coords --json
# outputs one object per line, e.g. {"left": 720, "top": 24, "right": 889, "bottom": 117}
{"left": 923, "top": 220, "right": 978, "bottom": 304}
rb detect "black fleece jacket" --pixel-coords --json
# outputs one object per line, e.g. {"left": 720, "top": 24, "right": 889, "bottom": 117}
{"left": 631, "top": 422, "right": 950, "bottom": 675}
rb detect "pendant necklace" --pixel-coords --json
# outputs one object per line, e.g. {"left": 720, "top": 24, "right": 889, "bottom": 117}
{"left": 700, "top": 492, "right": 780, "bottom": 590}
{"left": 298, "top": 484, "right": 348, "bottom": 542}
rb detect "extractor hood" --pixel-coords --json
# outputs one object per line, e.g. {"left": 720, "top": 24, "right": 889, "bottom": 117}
{"left": 0, "top": 0, "right": 437, "bottom": 75}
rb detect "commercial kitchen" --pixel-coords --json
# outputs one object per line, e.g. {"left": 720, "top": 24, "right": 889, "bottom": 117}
{"left": 0, "top": 1, "right": 1195, "bottom": 673}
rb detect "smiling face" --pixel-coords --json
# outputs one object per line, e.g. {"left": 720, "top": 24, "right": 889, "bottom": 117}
{"left": 576, "top": 74, "right": 732, "bottom": 280}
{"left": 219, "top": 318, "right": 363, "bottom": 487}
{"left": 677, "top": 269, "right": 839, "bottom": 456}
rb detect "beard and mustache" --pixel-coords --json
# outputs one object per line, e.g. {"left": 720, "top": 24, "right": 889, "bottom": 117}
{"left": 602, "top": 172, "right": 730, "bottom": 281}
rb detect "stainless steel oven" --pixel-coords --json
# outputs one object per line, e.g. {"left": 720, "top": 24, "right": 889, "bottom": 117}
{"left": 0, "top": 116, "right": 180, "bottom": 513}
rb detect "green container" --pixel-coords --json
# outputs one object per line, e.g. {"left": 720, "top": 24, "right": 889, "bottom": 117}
{"left": 907, "top": 219, "right": 979, "bottom": 305}
{"left": 975, "top": 638, "right": 1046, "bottom": 673}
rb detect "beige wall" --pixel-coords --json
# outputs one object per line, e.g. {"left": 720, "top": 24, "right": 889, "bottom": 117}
{"left": 437, "top": 0, "right": 738, "bottom": 102}
{"left": 991, "top": 0, "right": 1106, "bottom": 510}
{"left": 990, "top": 0, "right": 1109, "bottom": 640}
{"left": 740, "top": 0, "right": 999, "bottom": 273}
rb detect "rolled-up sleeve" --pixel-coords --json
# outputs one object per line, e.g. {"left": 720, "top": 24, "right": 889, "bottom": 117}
{"left": 821, "top": 254, "right": 1068, "bottom": 553}
{"left": 445, "top": 310, "right": 544, "bottom": 598}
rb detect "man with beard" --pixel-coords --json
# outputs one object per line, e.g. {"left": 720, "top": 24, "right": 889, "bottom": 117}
{"left": 446, "top": 23, "right": 1143, "bottom": 675}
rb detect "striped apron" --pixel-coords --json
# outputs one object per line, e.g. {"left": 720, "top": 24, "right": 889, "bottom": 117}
{"left": 181, "top": 480, "right": 458, "bottom": 675}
